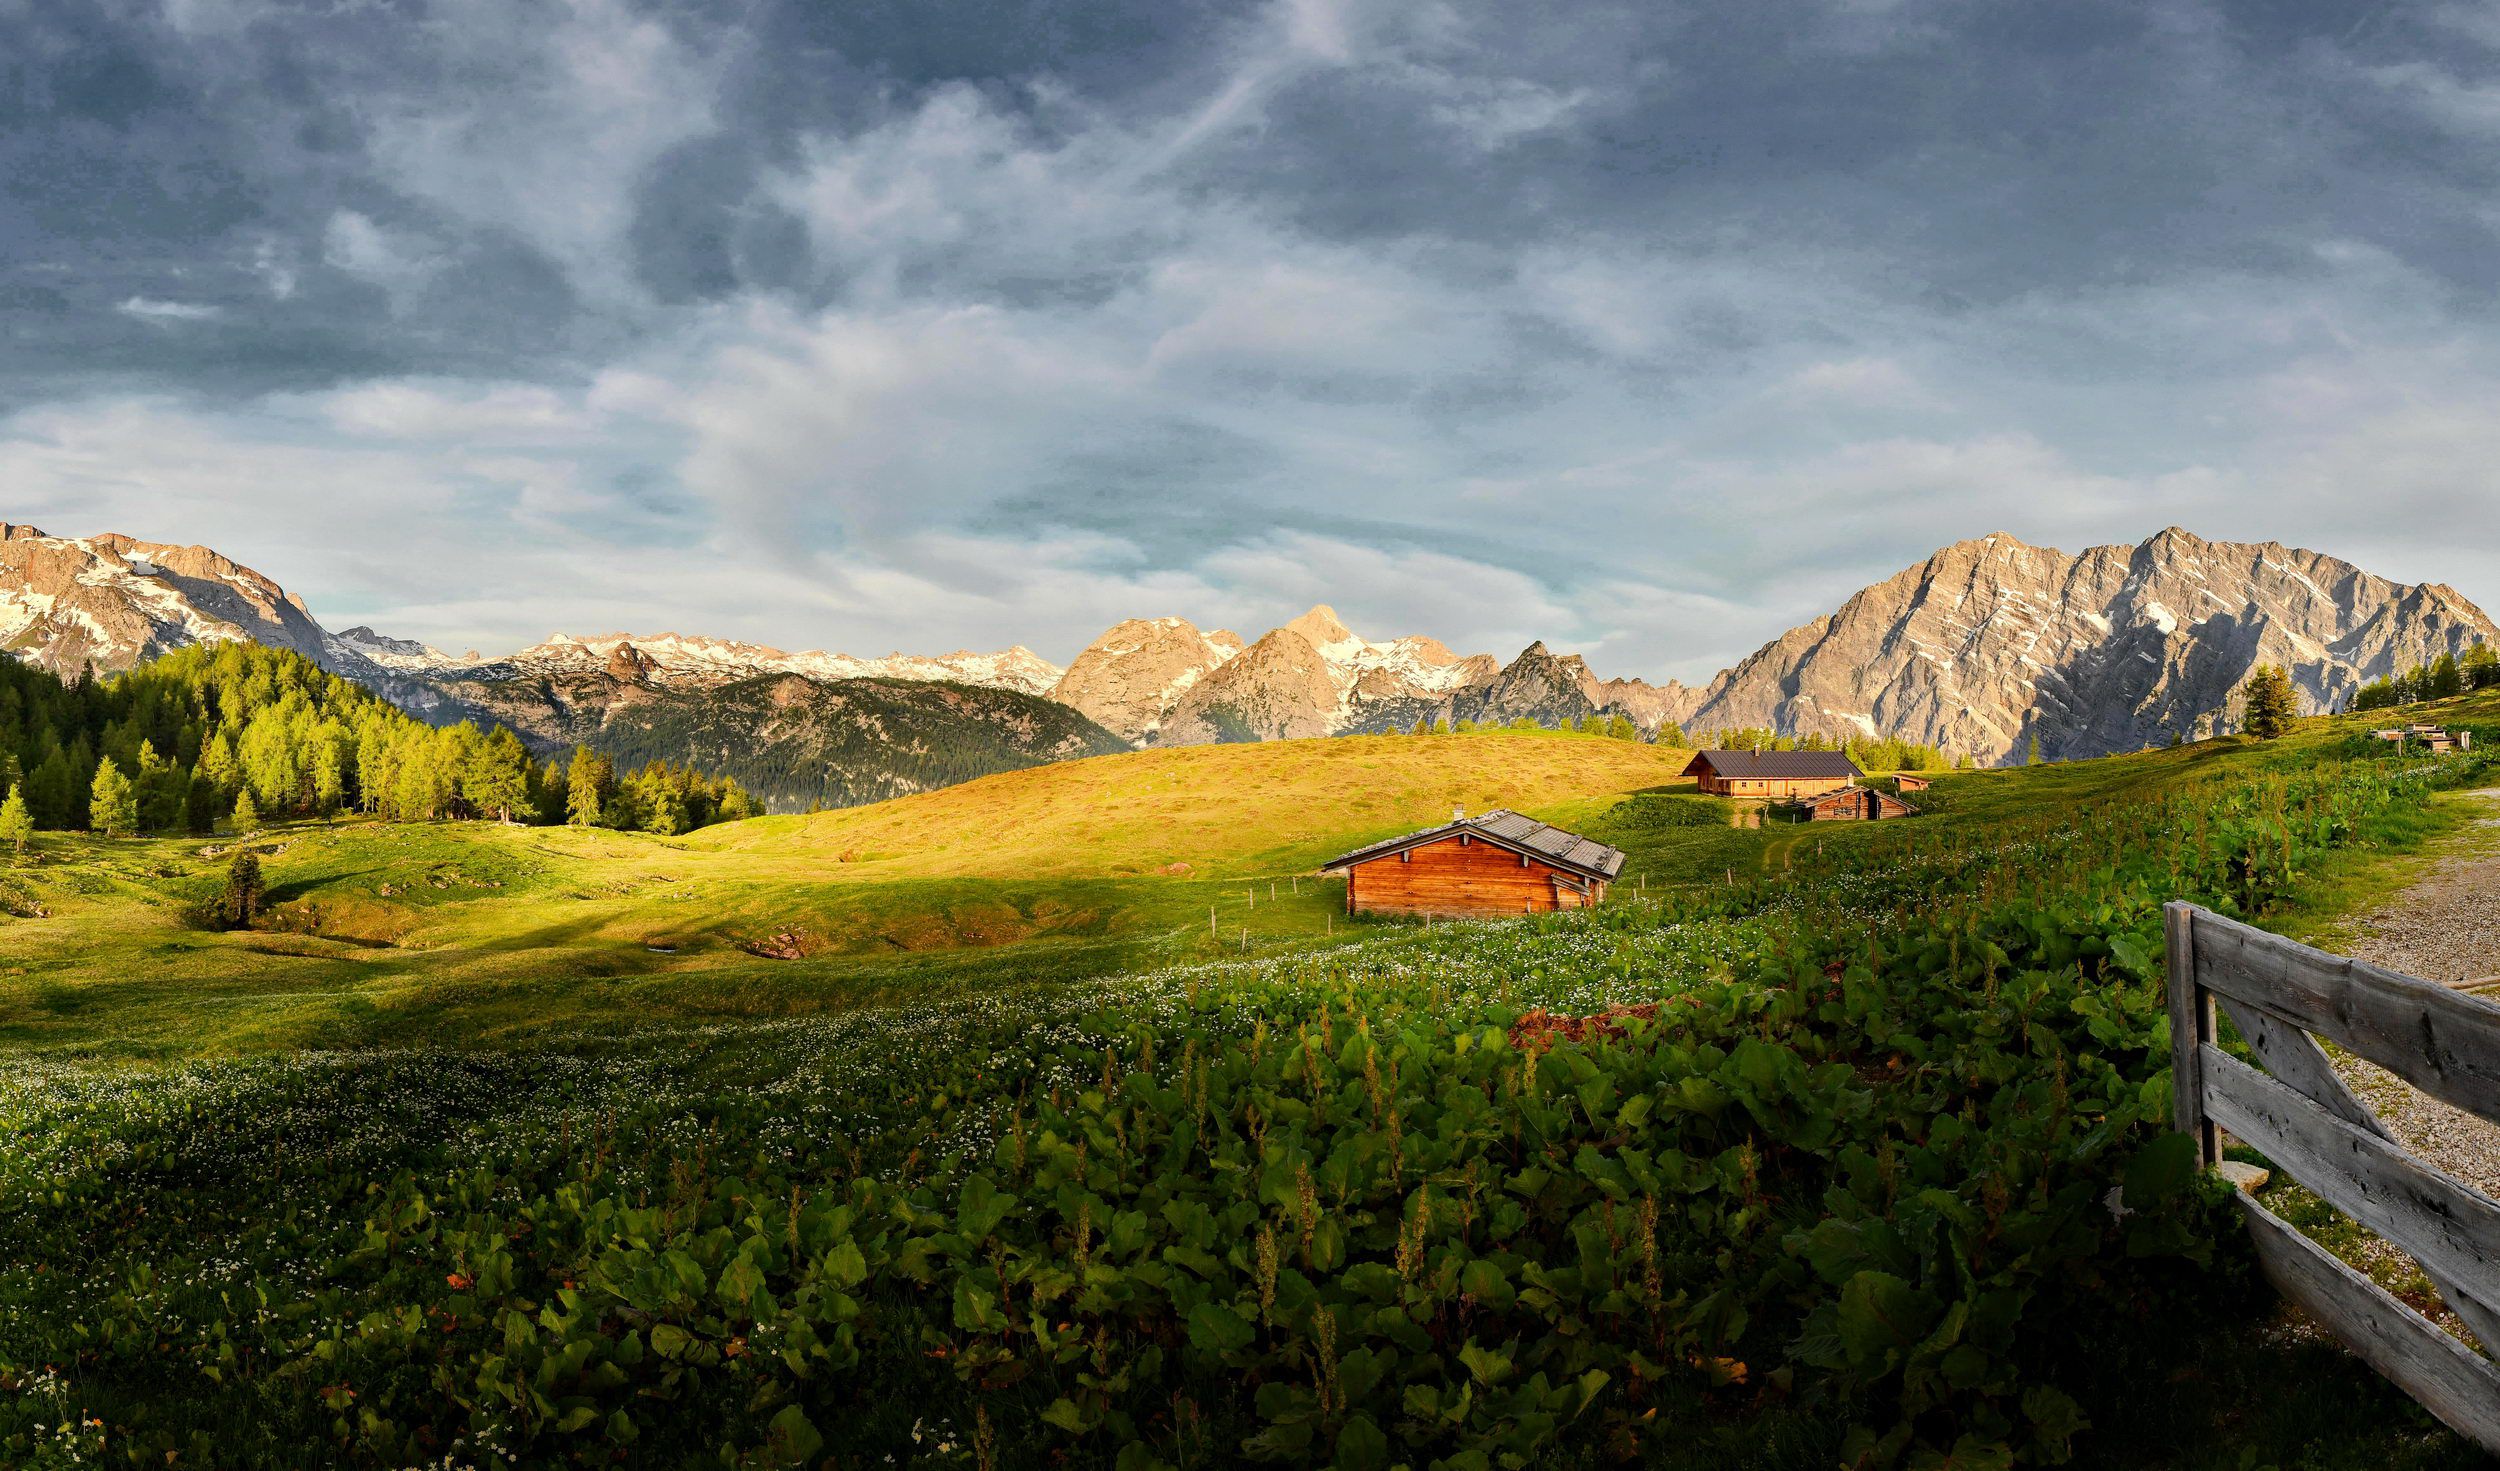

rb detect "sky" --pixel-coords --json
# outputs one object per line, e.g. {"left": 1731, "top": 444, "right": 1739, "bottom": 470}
{"left": 6, "top": 0, "right": 2500, "bottom": 682}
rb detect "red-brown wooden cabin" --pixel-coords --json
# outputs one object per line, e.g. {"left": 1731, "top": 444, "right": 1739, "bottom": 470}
{"left": 1320, "top": 809, "right": 1626, "bottom": 918}
{"left": 1681, "top": 749, "right": 1862, "bottom": 799}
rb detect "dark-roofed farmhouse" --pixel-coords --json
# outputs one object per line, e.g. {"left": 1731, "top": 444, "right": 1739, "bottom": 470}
{"left": 1682, "top": 750, "right": 1861, "bottom": 800}
{"left": 1320, "top": 809, "right": 1625, "bottom": 918}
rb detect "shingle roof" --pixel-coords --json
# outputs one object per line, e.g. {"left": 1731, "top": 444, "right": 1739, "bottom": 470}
{"left": 1786, "top": 785, "right": 1915, "bottom": 813}
{"left": 1318, "top": 809, "right": 1626, "bottom": 881}
{"left": 1682, "top": 749, "right": 1863, "bottom": 780}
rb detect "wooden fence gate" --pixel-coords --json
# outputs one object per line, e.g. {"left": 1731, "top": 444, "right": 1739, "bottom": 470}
{"left": 2165, "top": 901, "right": 2500, "bottom": 1449}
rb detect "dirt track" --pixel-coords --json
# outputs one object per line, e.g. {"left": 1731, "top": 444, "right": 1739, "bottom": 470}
{"left": 2330, "top": 789, "right": 2500, "bottom": 1198}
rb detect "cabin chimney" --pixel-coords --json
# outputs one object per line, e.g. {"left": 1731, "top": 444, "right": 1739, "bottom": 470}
{"left": 1452, "top": 805, "right": 1466, "bottom": 822}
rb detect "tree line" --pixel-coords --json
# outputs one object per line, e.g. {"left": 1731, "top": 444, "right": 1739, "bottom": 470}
{"left": 0, "top": 644, "right": 757, "bottom": 842}
{"left": 1404, "top": 713, "right": 1648, "bottom": 740}
{"left": 2347, "top": 643, "right": 2500, "bottom": 713}
{"left": 1694, "top": 726, "right": 1966, "bottom": 771}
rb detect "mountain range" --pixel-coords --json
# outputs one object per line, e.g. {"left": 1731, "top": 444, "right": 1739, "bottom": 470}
{"left": 1670, "top": 529, "right": 2495, "bottom": 760}
{"left": 3, "top": 521, "right": 2491, "bottom": 805}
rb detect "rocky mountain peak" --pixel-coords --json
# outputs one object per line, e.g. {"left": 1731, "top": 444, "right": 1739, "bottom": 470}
{"left": 1681, "top": 528, "right": 2498, "bottom": 763}
{"left": 604, "top": 642, "right": 659, "bottom": 682}
{"left": 1048, "top": 616, "right": 1247, "bottom": 744}
{"left": 0, "top": 526, "right": 337, "bottom": 678}
{"left": 1281, "top": 604, "right": 1356, "bottom": 649}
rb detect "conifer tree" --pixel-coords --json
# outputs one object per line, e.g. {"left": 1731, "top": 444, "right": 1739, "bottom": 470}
{"left": 2243, "top": 665, "right": 2298, "bottom": 741}
{"left": 462, "top": 728, "right": 534, "bottom": 823}
{"left": 219, "top": 851, "right": 264, "bottom": 929}
{"left": 184, "top": 772, "right": 218, "bottom": 835}
{"left": 567, "top": 746, "right": 611, "bottom": 827}
{"left": 29, "top": 746, "right": 74, "bottom": 829}
{"left": 231, "top": 788, "right": 261, "bottom": 834}
{"left": 0, "top": 785, "right": 30, "bottom": 857}
{"left": 312, "top": 732, "right": 348, "bottom": 816}
{"left": 88, "top": 757, "right": 138, "bottom": 837}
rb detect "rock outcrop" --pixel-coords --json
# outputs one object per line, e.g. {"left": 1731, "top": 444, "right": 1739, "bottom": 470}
{"left": 0, "top": 527, "right": 336, "bottom": 675}
{"left": 1047, "top": 617, "right": 1247, "bottom": 743}
{"left": 1679, "top": 528, "right": 2499, "bottom": 763}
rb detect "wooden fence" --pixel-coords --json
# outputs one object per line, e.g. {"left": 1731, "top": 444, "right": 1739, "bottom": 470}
{"left": 2165, "top": 901, "right": 2500, "bottom": 1449}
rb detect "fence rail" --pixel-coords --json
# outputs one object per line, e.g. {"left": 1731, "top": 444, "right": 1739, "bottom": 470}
{"left": 2166, "top": 901, "right": 2500, "bottom": 1450}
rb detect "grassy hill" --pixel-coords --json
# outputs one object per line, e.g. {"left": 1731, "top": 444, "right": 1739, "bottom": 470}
{"left": 696, "top": 729, "right": 1698, "bottom": 876}
{"left": 0, "top": 730, "right": 1703, "bottom": 1056}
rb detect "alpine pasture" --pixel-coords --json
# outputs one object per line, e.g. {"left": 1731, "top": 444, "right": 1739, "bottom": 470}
{"left": 6, "top": 707, "right": 2500, "bottom": 1469}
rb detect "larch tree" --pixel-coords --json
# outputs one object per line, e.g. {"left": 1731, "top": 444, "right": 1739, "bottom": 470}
{"left": 462, "top": 728, "right": 534, "bottom": 823}
{"left": 2465, "top": 642, "right": 2499, "bottom": 691}
{"left": 0, "top": 784, "right": 30, "bottom": 856}
{"left": 88, "top": 757, "right": 139, "bottom": 837}
{"left": 566, "top": 746, "right": 611, "bottom": 827}
{"left": 2430, "top": 651, "right": 2465, "bottom": 701}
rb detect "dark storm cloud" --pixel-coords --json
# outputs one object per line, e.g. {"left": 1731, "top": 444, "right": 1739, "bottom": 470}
{"left": 4, "top": 0, "right": 2499, "bottom": 672}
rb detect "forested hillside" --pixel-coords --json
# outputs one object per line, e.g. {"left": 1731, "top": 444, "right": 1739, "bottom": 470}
{"left": 586, "top": 673, "right": 1131, "bottom": 812}
{"left": 0, "top": 645, "right": 756, "bottom": 836}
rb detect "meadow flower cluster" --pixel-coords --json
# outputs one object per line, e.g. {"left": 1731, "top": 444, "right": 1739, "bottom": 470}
{"left": 1, "top": 749, "right": 2481, "bottom": 1469}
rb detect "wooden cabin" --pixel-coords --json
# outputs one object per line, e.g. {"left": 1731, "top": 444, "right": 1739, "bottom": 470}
{"left": 2375, "top": 726, "right": 2475, "bottom": 754}
{"left": 1892, "top": 773, "right": 1934, "bottom": 793}
{"left": 1320, "top": 809, "right": 1625, "bottom": 918}
{"left": 1785, "top": 785, "right": 1917, "bottom": 822}
{"left": 1682, "top": 750, "right": 1862, "bottom": 800}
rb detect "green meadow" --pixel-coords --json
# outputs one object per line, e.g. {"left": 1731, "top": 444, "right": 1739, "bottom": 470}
{"left": 6, "top": 702, "right": 2500, "bottom": 1469}
{"left": 0, "top": 731, "right": 1707, "bottom": 1057}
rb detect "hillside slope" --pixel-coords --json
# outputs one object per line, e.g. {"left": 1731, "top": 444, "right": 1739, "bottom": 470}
{"left": 582, "top": 673, "right": 1130, "bottom": 811}
{"left": 692, "top": 729, "right": 1695, "bottom": 878}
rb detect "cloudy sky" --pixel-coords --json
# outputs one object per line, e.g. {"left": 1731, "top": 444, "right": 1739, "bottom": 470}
{"left": 6, "top": 0, "right": 2499, "bottom": 680}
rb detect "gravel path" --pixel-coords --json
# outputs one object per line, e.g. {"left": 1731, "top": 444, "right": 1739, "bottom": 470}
{"left": 2330, "top": 788, "right": 2500, "bottom": 1199}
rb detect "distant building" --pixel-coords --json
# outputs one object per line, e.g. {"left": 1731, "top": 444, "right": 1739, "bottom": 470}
{"left": 1784, "top": 785, "right": 1918, "bottom": 822}
{"left": 1682, "top": 749, "right": 1862, "bottom": 800}
{"left": 1320, "top": 808, "right": 1625, "bottom": 918}
{"left": 2376, "top": 726, "right": 2475, "bottom": 754}
{"left": 1892, "top": 773, "right": 1934, "bottom": 792}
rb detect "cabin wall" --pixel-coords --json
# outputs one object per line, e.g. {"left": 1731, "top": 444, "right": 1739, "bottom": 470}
{"left": 1797, "top": 790, "right": 1911, "bottom": 822}
{"left": 1698, "top": 772, "right": 1854, "bottom": 800}
{"left": 1345, "top": 835, "right": 1601, "bottom": 916}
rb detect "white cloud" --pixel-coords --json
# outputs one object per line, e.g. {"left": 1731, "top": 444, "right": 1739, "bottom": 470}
{"left": 116, "top": 297, "right": 223, "bottom": 323}
{"left": 318, "top": 381, "right": 586, "bottom": 442}
{"left": 1195, "top": 532, "right": 1578, "bottom": 651}
{"left": 322, "top": 211, "right": 442, "bottom": 299}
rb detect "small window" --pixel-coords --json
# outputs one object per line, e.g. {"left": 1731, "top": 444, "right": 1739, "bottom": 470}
{"left": 1400, "top": 850, "right": 1411, "bottom": 862}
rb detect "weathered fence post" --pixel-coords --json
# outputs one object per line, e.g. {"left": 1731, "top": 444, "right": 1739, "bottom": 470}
{"left": 2163, "top": 900, "right": 2500, "bottom": 1451}
{"left": 2164, "top": 900, "right": 2219, "bottom": 1168}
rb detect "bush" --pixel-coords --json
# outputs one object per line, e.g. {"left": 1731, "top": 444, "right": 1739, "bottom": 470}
{"left": 1612, "top": 792, "right": 1734, "bottom": 829}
